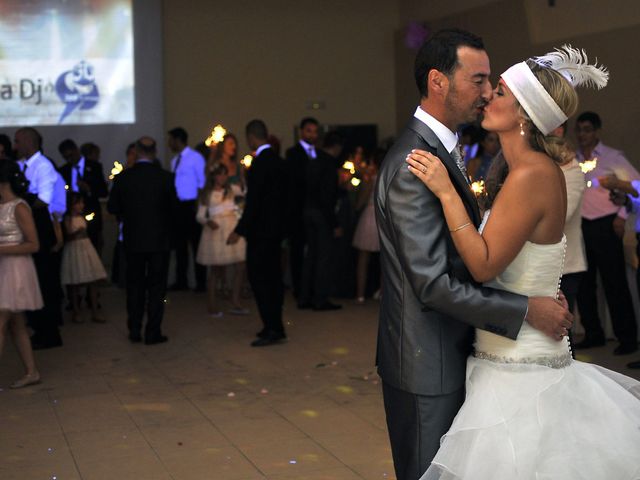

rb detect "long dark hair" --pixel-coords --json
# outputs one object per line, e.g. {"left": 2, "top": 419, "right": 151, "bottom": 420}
{"left": 0, "top": 159, "right": 29, "bottom": 198}
{"left": 200, "top": 162, "right": 231, "bottom": 205}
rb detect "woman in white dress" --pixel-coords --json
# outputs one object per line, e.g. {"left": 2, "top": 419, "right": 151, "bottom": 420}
{"left": 0, "top": 159, "right": 42, "bottom": 388}
{"left": 407, "top": 47, "right": 640, "bottom": 479}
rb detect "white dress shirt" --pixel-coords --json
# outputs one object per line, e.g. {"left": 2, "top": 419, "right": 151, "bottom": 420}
{"left": 171, "top": 146, "right": 206, "bottom": 201}
{"left": 299, "top": 139, "right": 316, "bottom": 159}
{"left": 19, "top": 151, "right": 57, "bottom": 206}
{"left": 579, "top": 141, "right": 640, "bottom": 220}
{"left": 414, "top": 106, "right": 459, "bottom": 155}
{"left": 255, "top": 144, "right": 272, "bottom": 156}
{"left": 560, "top": 160, "right": 587, "bottom": 274}
{"left": 71, "top": 156, "right": 86, "bottom": 192}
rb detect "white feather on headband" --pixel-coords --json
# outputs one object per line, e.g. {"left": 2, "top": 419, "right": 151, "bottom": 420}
{"left": 532, "top": 44, "right": 609, "bottom": 90}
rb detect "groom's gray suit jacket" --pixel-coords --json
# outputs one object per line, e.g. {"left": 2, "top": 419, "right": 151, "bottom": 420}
{"left": 375, "top": 117, "right": 528, "bottom": 396}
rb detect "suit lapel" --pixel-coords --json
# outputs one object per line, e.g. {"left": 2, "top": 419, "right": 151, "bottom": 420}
{"left": 407, "top": 118, "right": 480, "bottom": 226}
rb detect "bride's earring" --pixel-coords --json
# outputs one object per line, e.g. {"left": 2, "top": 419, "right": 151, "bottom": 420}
{"left": 519, "top": 122, "right": 525, "bottom": 136}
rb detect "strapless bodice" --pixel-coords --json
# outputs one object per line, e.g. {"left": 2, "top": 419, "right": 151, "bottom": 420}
{"left": 475, "top": 227, "right": 571, "bottom": 367}
{"left": 0, "top": 199, "right": 26, "bottom": 245}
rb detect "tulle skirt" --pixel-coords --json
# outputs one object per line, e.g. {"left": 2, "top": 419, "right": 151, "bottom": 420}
{"left": 421, "top": 357, "right": 640, "bottom": 480}
{"left": 197, "top": 215, "right": 246, "bottom": 266}
{"left": 0, "top": 254, "right": 43, "bottom": 311}
{"left": 61, "top": 238, "right": 107, "bottom": 285}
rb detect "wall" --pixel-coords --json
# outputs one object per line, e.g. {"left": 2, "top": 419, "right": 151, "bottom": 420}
{"left": 395, "top": 0, "right": 640, "bottom": 161}
{"left": 162, "top": 0, "right": 399, "bottom": 156}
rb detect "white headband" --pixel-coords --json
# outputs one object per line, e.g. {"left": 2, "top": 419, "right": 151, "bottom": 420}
{"left": 501, "top": 61, "right": 568, "bottom": 135}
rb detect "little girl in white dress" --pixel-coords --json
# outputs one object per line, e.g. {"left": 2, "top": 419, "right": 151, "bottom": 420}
{"left": 61, "top": 192, "right": 107, "bottom": 323}
{"left": 196, "top": 162, "right": 247, "bottom": 317}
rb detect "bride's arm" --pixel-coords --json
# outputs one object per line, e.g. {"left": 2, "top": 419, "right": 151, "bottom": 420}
{"left": 407, "top": 150, "right": 543, "bottom": 282}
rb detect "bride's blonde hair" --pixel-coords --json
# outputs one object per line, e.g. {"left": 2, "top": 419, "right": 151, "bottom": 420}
{"left": 482, "top": 61, "right": 578, "bottom": 209}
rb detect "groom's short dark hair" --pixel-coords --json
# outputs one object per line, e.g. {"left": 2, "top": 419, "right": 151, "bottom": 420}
{"left": 414, "top": 28, "right": 484, "bottom": 98}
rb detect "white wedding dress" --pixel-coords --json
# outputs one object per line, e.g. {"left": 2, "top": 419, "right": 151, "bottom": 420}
{"left": 421, "top": 216, "right": 640, "bottom": 479}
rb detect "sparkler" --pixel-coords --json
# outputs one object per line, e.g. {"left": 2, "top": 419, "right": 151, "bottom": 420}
{"left": 240, "top": 155, "right": 253, "bottom": 168}
{"left": 205, "top": 124, "right": 227, "bottom": 147}
{"left": 579, "top": 157, "right": 597, "bottom": 174}
{"left": 109, "top": 161, "right": 124, "bottom": 180}
{"left": 342, "top": 160, "right": 356, "bottom": 175}
{"left": 85, "top": 212, "right": 95, "bottom": 222}
{"left": 351, "top": 177, "right": 361, "bottom": 187}
{"left": 470, "top": 180, "right": 485, "bottom": 196}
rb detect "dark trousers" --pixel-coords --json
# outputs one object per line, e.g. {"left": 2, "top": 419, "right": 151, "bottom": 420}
{"left": 126, "top": 251, "right": 169, "bottom": 340}
{"left": 246, "top": 238, "right": 284, "bottom": 335}
{"left": 28, "top": 251, "right": 63, "bottom": 346}
{"left": 576, "top": 215, "right": 637, "bottom": 345}
{"left": 382, "top": 381, "right": 465, "bottom": 480}
{"left": 560, "top": 271, "right": 584, "bottom": 314}
{"left": 174, "top": 200, "right": 206, "bottom": 288}
{"left": 288, "top": 224, "right": 306, "bottom": 299}
{"left": 300, "top": 209, "right": 333, "bottom": 306}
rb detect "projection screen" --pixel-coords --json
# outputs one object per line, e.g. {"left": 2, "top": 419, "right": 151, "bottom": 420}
{"left": 0, "top": 0, "right": 135, "bottom": 127}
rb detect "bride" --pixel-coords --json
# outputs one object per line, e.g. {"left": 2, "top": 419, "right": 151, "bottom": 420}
{"left": 406, "top": 47, "right": 640, "bottom": 479}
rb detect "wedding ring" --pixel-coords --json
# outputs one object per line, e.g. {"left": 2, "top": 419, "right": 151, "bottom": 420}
{"left": 422, "top": 166, "right": 427, "bottom": 173}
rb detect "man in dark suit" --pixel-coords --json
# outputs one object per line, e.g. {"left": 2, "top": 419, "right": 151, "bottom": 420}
{"left": 285, "top": 117, "right": 319, "bottom": 304}
{"left": 58, "top": 139, "right": 108, "bottom": 254}
{"left": 228, "top": 120, "right": 287, "bottom": 347}
{"left": 14, "top": 127, "right": 64, "bottom": 349}
{"left": 107, "top": 136, "right": 176, "bottom": 345}
{"left": 375, "top": 29, "right": 573, "bottom": 479}
{"left": 298, "top": 131, "right": 343, "bottom": 310}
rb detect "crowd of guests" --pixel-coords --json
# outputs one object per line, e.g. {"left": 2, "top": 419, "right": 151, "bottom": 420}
{"left": 0, "top": 117, "right": 385, "bottom": 386}
{"left": 1, "top": 108, "right": 638, "bottom": 388}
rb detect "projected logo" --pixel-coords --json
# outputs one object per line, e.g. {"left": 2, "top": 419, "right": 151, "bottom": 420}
{"left": 55, "top": 61, "right": 100, "bottom": 124}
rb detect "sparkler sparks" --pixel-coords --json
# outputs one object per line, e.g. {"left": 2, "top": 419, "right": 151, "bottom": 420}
{"left": 85, "top": 212, "right": 95, "bottom": 222}
{"left": 205, "top": 124, "right": 227, "bottom": 147}
{"left": 109, "top": 161, "right": 124, "bottom": 180}
{"left": 579, "top": 157, "right": 597, "bottom": 174}
{"left": 241, "top": 155, "right": 253, "bottom": 168}
{"left": 470, "top": 180, "right": 485, "bottom": 196}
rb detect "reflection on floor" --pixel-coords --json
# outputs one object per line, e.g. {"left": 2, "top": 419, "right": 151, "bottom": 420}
{"left": 0, "top": 287, "right": 637, "bottom": 479}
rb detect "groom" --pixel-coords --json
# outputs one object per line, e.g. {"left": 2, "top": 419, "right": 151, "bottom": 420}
{"left": 375, "top": 29, "right": 573, "bottom": 480}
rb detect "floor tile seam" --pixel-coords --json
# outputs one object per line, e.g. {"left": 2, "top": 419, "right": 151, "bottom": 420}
{"left": 109, "top": 387, "right": 178, "bottom": 480}
{"left": 46, "top": 390, "right": 87, "bottom": 480}
{"left": 177, "top": 389, "right": 279, "bottom": 477}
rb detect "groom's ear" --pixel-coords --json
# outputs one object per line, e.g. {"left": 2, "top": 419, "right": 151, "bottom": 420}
{"left": 427, "top": 69, "right": 449, "bottom": 97}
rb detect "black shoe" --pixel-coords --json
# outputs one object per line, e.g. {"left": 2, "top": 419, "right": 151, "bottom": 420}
{"left": 297, "top": 302, "right": 312, "bottom": 310}
{"left": 169, "top": 283, "right": 189, "bottom": 291}
{"left": 251, "top": 332, "right": 286, "bottom": 347}
{"left": 627, "top": 360, "right": 640, "bottom": 369}
{"left": 145, "top": 335, "right": 169, "bottom": 345}
{"left": 312, "top": 302, "right": 342, "bottom": 311}
{"left": 129, "top": 334, "right": 142, "bottom": 343}
{"left": 572, "top": 337, "right": 606, "bottom": 350}
{"left": 256, "top": 328, "right": 269, "bottom": 339}
{"left": 613, "top": 343, "right": 638, "bottom": 355}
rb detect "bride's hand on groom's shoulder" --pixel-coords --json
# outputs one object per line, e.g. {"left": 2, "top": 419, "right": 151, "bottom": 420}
{"left": 406, "top": 149, "right": 454, "bottom": 199}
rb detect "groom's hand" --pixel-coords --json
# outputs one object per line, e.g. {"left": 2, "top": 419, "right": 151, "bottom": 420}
{"left": 526, "top": 297, "right": 573, "bottom": 341}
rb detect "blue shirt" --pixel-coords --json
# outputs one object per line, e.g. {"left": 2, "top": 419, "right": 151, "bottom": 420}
{"left": 171, "top": 146, "right": 205, "bottom": 201}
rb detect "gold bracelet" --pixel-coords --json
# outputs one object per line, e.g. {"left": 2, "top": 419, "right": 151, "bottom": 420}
{"left": 449, "top": 222, "right": 471, "bottom": 233}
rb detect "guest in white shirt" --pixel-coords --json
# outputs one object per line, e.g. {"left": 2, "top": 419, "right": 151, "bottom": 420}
{"left": 167, "top": 127, "right": 206, "bottom": 291}
{"left": 549, "top": 123, "right": 587, "bottom": 315}
{"left": 574, "top": 112, "right": 639, "bottom": 355}
{"left": 13, "top": 127, "right": 64, "bottom": 350}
